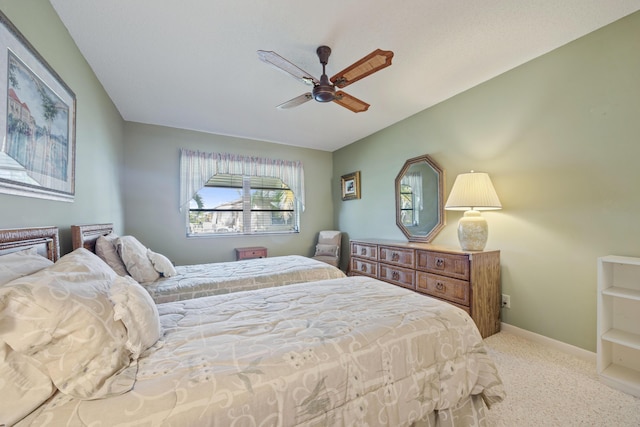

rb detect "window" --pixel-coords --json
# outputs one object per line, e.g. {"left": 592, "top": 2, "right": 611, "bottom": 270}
{"left": 180, "top": 149, "right": 305, "bottom": 236}
{"left": 399, "top": 182, "right": 415, "bottom": 226}
{"left": 399, "top": 172, "right": 423, "bottom": 226}
{"left": 188, "top": 174, "right": 298, "bottom": 236}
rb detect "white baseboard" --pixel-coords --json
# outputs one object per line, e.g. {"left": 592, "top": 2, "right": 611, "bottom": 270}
{"left": 500, "top": 323, "right": 596, "bottom": 363}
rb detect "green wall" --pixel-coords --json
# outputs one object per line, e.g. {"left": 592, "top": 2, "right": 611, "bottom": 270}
{"left": 333, "top": 11, "right": 640, "bottom": 352}
{"left": 0, "top": 0, "right": 126, "bottom": 253}
{"left": 121, "top": 122, "right": 335, "bottom": 265}
{"left": 0, "top": 1, "right": 334, "bottom": 264}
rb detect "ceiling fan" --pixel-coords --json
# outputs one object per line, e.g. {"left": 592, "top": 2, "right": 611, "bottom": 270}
{"left": 257, "top": 46, "right": 393, "bottom": 113}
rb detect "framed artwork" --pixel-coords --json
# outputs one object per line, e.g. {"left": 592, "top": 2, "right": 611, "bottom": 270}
{"left": 0, "top": 11, "right": 76, "bottom": 202}
{"left": 341, "top": 171, "right": 361, "bottom": 201}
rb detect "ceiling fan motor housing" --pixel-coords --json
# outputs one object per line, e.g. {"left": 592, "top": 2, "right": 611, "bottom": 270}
{"left": 313, "top": 75, "right": 335, "bottom": 102}
{"left": 313, "top": 46, "right": 335, "bottom": 102}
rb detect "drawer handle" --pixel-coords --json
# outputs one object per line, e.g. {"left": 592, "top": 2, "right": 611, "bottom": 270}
{"left": 435, "top": 281, "right": 446, "bottom": 293}
{"left": 360, "top": 248, "right": 367, "bottom": 255}
{"left": 435, "top": 257, "right": 445, "bottom": 269}
{"left": 392, "top": 252, "right": 400, "bottom": 262}
{"left": 360, "top": 264, "right": 368, "bottom": 273}
{"left": 392, "top": 271, "right": 400, "bottom": 280}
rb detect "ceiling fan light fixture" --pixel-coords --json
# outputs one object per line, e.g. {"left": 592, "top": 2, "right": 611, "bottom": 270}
{"left": 312, "top": 86, "right": 335, "bottom": 102}
{"left": 313, "top": 75, "right": 335, "bottom": 102}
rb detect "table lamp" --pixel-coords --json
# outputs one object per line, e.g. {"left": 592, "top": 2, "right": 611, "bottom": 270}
{"left": 445, "top": 171, "right": 501, "bottom": 251}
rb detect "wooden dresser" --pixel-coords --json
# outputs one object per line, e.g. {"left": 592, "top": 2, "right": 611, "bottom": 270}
{"left": 349, "top": 239, "right": 501, "bottom": 338}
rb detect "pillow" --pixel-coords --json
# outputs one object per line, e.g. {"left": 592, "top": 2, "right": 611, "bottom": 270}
{"left": 116, "top": 236, "right": 160, "bottom": 283}
{"left": 95, "top": 233, "right": 129, "bottom": 276}
{"left": 0, "top": 248, "right": 137, "bottom": 400}
{"left": 315, "top": 243, "right": 339, "bottom": 257}
{"left": 147, "top": 249, "right": 177, "bottom": 277}
{"left": 0, "top": 247, "right": 53, "bottom": 285}
{"left": 0, "top": 341, "right": 55, "bottom": 426}
{"left": 110, "top": 275, "right": 162, "bottom": 359}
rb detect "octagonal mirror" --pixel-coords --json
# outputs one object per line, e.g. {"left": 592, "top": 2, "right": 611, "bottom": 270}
{"left": 395, "top": 154, "right": 445, "bottom": 242}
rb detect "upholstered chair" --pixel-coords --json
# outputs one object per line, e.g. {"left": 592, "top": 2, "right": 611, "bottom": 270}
{"left": 311, "top": 230, "right": 342, "bottom": 268}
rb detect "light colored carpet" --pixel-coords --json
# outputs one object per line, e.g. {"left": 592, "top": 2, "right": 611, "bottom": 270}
{"left": 483, "top": 331, "right": 640, "bottom": 426}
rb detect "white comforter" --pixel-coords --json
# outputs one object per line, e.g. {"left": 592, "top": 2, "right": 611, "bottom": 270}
{"left": 20, "top": 276, "right": 504, "bottom": 426}
{"left": 142, "top": 255, "right": 346, "bottom": 303}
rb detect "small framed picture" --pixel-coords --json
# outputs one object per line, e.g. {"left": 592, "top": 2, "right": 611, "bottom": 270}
{"left": 341, "top": 171, "right": 361, "bottom": 201}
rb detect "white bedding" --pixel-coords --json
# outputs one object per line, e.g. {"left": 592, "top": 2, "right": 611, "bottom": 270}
{"left": 141, "top": 254, "right": 347, "bottom": 303}
{"left": 14, "top": 274, "right": 505, "bottom": 426}
{"left": 88, "top": 231, "right": 346, "bottom": 304}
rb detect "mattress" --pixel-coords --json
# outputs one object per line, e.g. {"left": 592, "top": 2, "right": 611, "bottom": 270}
{"left": 19, "top": 275, "right": 504, "bottom": 426}
{"left": 141, "top": 255, "right": 346, "bottom": 303}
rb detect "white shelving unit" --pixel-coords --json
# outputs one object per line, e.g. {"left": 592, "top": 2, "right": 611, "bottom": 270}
{"left": 597, "top": 255, "right": 640, "bottom": 397}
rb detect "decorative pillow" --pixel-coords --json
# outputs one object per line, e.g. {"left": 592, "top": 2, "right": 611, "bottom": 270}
{"left": 110, "top": 275, "right": 162, "bottom": 359}
{"left": 0, "top": 341, "right": 55, "bottom": 426}
{"left": 147, "top": 249, "right": 177, "bottom": 277}
{"left": 95, "top": 233, "right": 129, "bottom": 276}
{"left": 115, "top": 236, "right": 160, "bottom": 283}
{"left": 0, "top": 248, "right": 137, "bottom": 400}
{"left": 315, "top": 243, "right": 339, "bottom": 257}
{"left": 0, "top": 247, "right": 53, "bottom": 285}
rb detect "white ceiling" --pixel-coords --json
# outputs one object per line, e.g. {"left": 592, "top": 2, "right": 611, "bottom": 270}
{"left": 50, "top": 0, "right": 640, "bottom": 152}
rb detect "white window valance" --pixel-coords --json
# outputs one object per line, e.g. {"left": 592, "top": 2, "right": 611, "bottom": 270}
{"left": 179, "top": 149, "right": 305, "bottom": 212}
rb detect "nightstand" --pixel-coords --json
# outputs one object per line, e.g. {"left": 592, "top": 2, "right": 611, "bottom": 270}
{"left": 235, "top": 246, "right": 268, "bottom": 261}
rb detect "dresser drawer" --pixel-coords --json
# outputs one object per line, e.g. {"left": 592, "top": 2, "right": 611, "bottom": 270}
{"left": 379, "top": 245, "right": 415, "bottom": 269}
{"left": 416, "top": 272, "right": 470, "bottom": 306}
{"left": 350, "top": 258, "right": 378, "bottom": 278}
{"left": 379, "top": 263, "right": 415, "bottom": 290}
{"left": 416, "top": 251, "right": 470, "bottom": 281}
{"left": 235, "top": 246, "right": 268, "bottom": 260}
{"left": 351, "top": 242, "right": 378, "bottom": 261}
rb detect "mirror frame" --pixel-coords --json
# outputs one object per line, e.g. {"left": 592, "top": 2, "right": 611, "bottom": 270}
{"left": 395, "top": 154, "right": 445, "bottom": 242}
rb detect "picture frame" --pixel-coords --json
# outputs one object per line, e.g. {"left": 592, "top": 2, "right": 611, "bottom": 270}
{"left": 341, "top": 171, "right": 361, "bottom": 201}
{"left": 0, "top": 11, "right": 76, "bottom": 202}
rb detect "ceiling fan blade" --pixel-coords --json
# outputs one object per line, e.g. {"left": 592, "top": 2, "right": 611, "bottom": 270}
{"left": 333, "top": 91, "right": 370, "bottom": 113}
{"left": 257, "top": 50, "right": 320, "bottom": 86}
{"left": 276, "top": 93, "right": 313, "bottom": 109}
{"left": 330, "top": 49, "right": 394, "bottom": 88}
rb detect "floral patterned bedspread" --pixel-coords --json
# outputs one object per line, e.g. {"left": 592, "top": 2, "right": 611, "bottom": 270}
{"left": 142, "top": 255, "right": 346, "bottom": 303}
{"left": 20, "top": 276, "right": 504, "bottom": 427}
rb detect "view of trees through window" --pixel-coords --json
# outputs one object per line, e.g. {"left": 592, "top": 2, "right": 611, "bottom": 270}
{"left": 188, "top": 175, "right": 298, "bottom": 235}
{"left": 399, "top": 183, "right": 415, "bottom": 226}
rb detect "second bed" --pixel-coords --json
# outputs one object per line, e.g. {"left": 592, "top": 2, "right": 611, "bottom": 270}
{"left": 71, "top": 223, "right": 346, "bottom": 303}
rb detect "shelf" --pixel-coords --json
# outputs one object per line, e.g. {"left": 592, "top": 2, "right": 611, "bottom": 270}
{"left": 602, "top": 328, "right": 640, "bottom": 350}
{"left": 600, "top": 364, "right": 640, "bottom": 398}
{"left": 602, "top": 286, "right": 640, "bottom": 301}
{"left": 598, "top": 255, "right": 640, "bottom": 397}
{"left": 600, "top": 255, "right": 640, "bottom": 266}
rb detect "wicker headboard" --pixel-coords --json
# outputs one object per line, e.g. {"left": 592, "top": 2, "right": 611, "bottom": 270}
{"left": 0, "top": 226, "right": 60, "bottom": 262}
{"left": 71, "top": 223, "right": 115, "bottom": 253}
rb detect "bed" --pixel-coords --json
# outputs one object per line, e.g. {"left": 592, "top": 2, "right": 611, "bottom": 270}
{"left": 71, "top": 223, "right": 347, "bottom": 303}
{"left": 0, "top": 225, "right": 59, "bottom": 261}
{"left": 2, "top": 226, "right": 505, "bottom": 426}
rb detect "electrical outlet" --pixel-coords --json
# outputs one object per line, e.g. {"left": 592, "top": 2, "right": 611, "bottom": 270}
{"left": 501, "top": 294, "right": 511, "bottom": 309}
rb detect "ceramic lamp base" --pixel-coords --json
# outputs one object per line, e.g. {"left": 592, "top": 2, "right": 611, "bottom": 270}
{"left": 457, "top": 210, "right": 488, "bottom": 251}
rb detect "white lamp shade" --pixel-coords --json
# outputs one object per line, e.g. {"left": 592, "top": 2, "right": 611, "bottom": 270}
{"left": 445, "top": 172, "right": 501, "bottom": 211}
